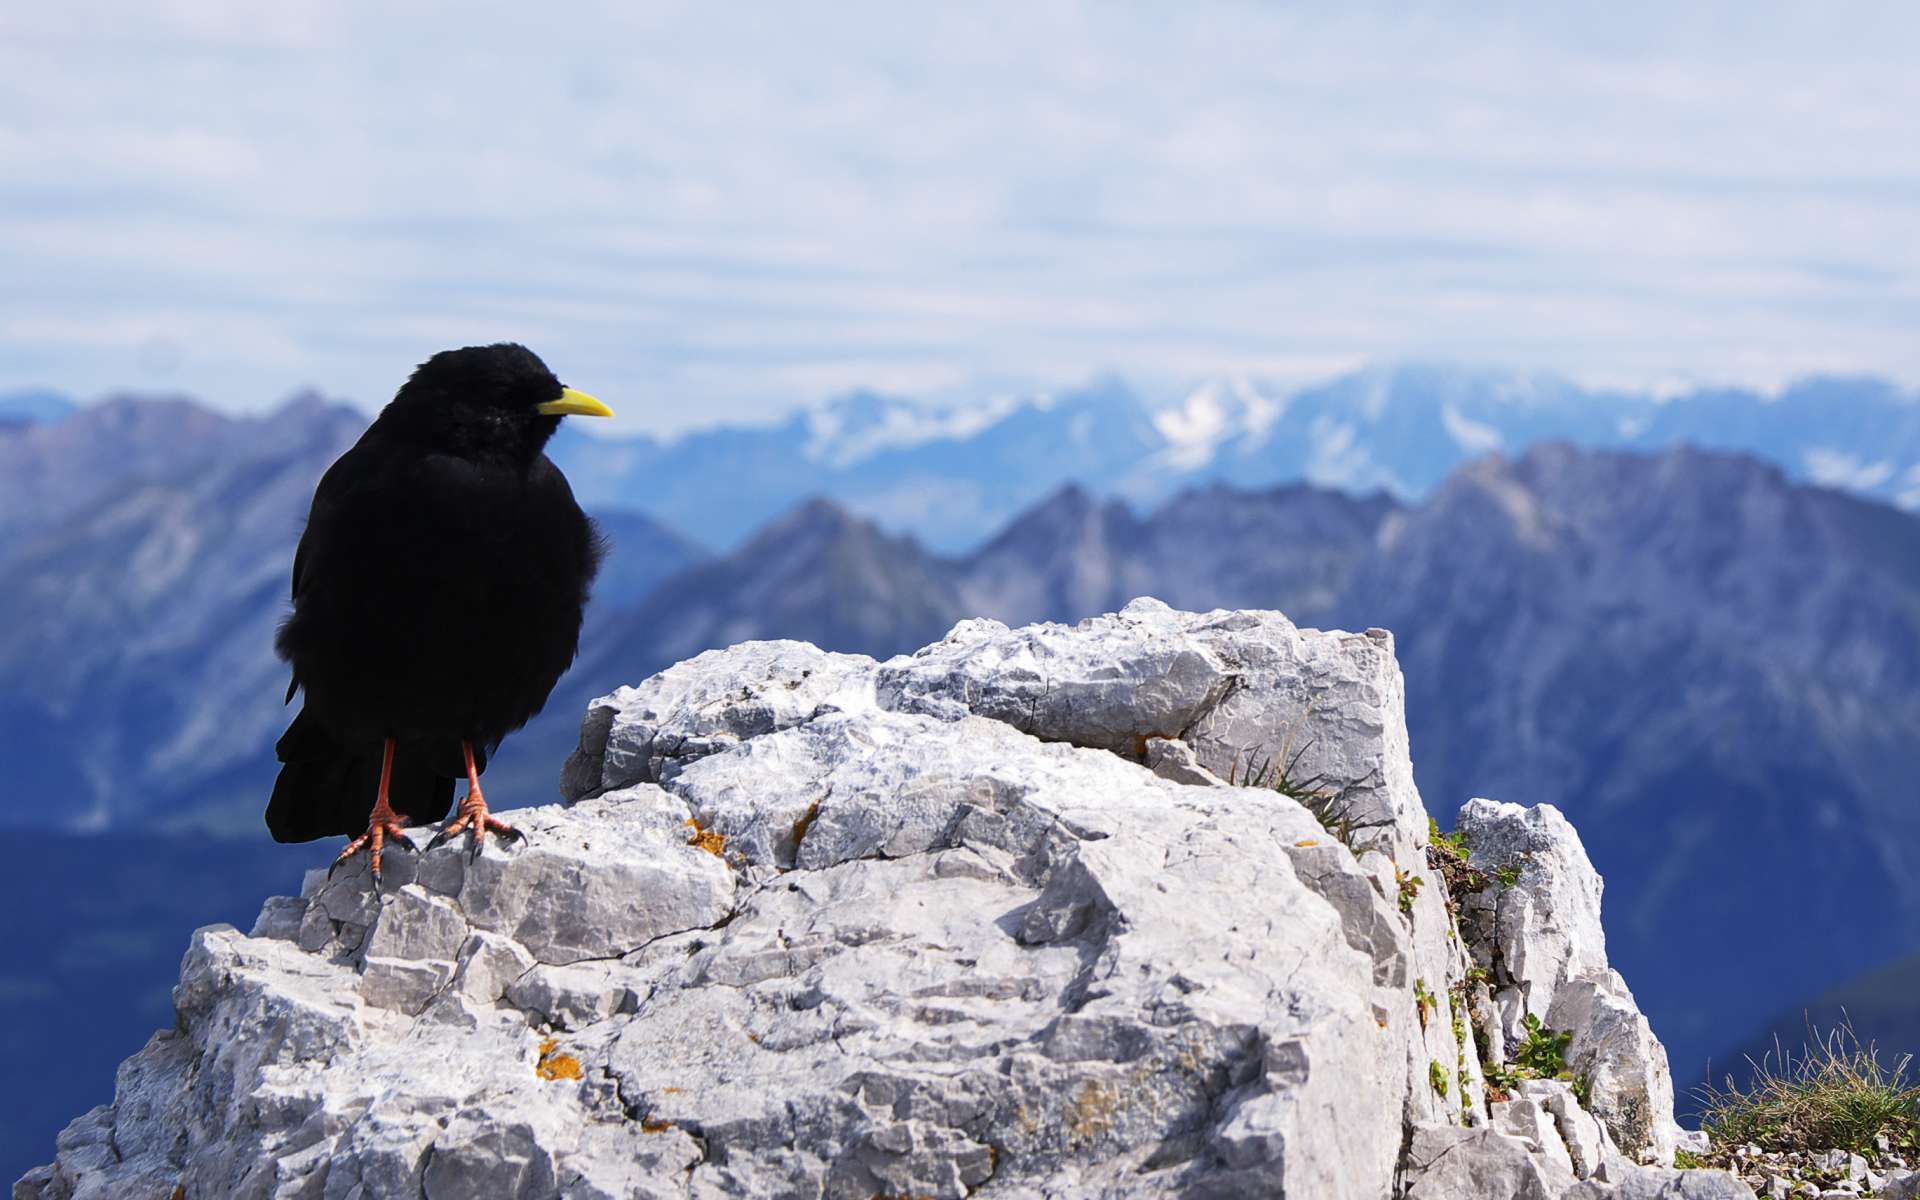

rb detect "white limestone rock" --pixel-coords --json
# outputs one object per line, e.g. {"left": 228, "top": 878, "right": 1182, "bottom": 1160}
{"left": 452, "top": 790, "right": 737, "bottom": 964}
{"left": 1494, "top": 1093, "right": 1579, "bottom": 1178}
{"left": 1550, "top": 970, "right": 1682, "bottom": 1167}
{"left": 452, "top": 929, "right": 538, "bottom": 1005}
{"left": 1523, "top": 1078, "right": 1614, "bottom": 1180}
{"left": 1456, "top": 796, "right": 1683, "bottom": 1166}
{"left": 562, "top": 639, "right": 878, "bottom": 797}
{"left": 507, "top": 962, "right": 620, "bottom": 1030}
{"left": 876, "top": 599, "right": 1429, "bottom": 861}
{"left": 1884, "top": 1169, "right": 1920, "bottom": 1200}
{"left": 1457, "top": 797, "right": 1610, "bottom": 1043}
{"left": 1404, "top": 1125, "right": 1577, "bottom": 1199}
{"left": 1571, "top": 1163, "right": 1758, "bottom": 1198}
{"left": 1143, "top": 734, "right": 1225, "bottom": 786}
{"left": 18, "top": 603, "right": 1717, "bottom": 1200}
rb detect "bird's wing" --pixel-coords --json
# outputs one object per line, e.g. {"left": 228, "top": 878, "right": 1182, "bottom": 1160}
{"left": 281, "top": 437, "right": 385, "bottom": 701}
{"left": 290, "top": 447, "right": 370, "bottom": 601}
{"left": 530, "top": 453, "right": 607, "bottom": 584}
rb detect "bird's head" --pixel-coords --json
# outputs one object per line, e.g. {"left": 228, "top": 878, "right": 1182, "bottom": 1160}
{"left": 384, "top": 343, "right": 613, "bottom": 458}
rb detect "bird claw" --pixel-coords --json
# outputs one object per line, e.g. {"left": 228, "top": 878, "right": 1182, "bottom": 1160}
{"left": 428, "top": 792, "right": 523, "bottom": 861}
{"left": 328, "top": 803, "right": 416, "bottom": 884}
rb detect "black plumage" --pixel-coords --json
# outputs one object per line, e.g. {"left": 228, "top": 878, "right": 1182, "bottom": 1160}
{"left": 268, "top": 343, "right": 609, "bottom": 873}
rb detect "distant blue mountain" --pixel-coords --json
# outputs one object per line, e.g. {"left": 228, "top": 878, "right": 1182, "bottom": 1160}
{"left": 549, "top": 377, "right": 1164, "bottom": 553}
{"left": 0, "top": 389, "right": 75, "bottom": 426}
{"left": 549, "top": 365, "right": 1920, "bottom": 552}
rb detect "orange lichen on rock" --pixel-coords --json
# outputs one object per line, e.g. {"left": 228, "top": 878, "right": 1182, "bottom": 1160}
{"left": 535, "top": 1037, "right": 583, "bottom": 1081}
{"left": 1067, "top": 1078, "right": 1119, "bottom": 1140}
{"left": 1294, "top": 839, "right": 1319, "bottom": 847}
{"left": 790, "top": 801, "right": 821, "bottom": 849}
{"left": 685, "top": 817, "right": 726, "bottom": 857}
{"left": 640, "top": 1116, "right": 673, "bottom": 1133}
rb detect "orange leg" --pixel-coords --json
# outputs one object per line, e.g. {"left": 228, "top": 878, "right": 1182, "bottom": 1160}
{"left": 427, "top": 740, "right": 522, "bottom": 857}
{"left": 330, "top": 738, "right": 415, "bottom": 879}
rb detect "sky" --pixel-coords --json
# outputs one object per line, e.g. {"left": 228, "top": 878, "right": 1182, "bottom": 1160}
{"left": 3, "top": 2, "right": 1918, "bottom": 435}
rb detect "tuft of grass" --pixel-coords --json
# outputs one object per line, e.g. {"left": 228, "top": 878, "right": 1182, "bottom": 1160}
{"left": 1228, "top": 706, "right": 1392, "bottom": 848}
{"left": 1695, "top": 1022, "right": 1920, "bottom": 1155}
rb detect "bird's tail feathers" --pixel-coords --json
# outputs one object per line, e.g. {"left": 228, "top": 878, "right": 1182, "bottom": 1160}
{"left": 266, "top": 712, "right": 456, "bottom": 843}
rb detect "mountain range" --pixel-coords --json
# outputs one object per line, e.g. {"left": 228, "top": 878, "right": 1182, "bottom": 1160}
{"left": 2, "top": 367, "right": 1918, "bottom": 1105}
{"left": 542, "top": 365, "right": 1920, "bottom": 551}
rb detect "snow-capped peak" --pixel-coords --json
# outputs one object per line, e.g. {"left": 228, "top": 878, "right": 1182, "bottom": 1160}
{"left": 800, "top": 390, "right": 1033, "bottom": 469}
{"left": 1149, "top": 377, "right": 1286, "bottom": 471}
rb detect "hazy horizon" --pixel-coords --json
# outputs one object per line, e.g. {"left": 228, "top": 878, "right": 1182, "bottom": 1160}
{"left": 12, "top": 357, "right": 1919, "bottom": 442}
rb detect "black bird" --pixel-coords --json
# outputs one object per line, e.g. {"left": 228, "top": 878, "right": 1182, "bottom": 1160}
{"left": 269, "top": 343, "right": 611, "bottom": 876}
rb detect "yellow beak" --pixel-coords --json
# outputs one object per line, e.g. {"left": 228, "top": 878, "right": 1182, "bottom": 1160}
{"left": 536, "top": 387, "right": 614, "bottom": 418}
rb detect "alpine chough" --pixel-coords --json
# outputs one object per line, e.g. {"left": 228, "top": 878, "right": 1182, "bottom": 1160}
{"left": 268, "top": 343, "right": 611, "bottom": 876}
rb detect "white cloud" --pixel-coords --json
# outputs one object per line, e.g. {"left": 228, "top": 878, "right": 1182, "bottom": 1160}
{"left": 1803, "top": 447, "right": 1897, "bottom": 491}
{"left": 3, "top": 2, "right": 1920, "bottom": 431}
{"left": 1894, "top": 464, "right": 1920, "bottom": 511}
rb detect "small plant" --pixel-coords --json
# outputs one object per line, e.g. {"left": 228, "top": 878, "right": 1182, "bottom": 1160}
{"left": 1450, "top": 984, "right": 1475, "bottom": 1120}
{"left": 1429, "top": 1060, "right": 1450, "bottom": 1098}
{"left": 1425, "top": 817, "right": 1488, "bottom": 913}
{"left": 1396, "top": 868, "right": 1425, "bottom": 914}
{"left": 1413, "top": 979, "right": 1435, "bottom": 1030}
{"left": 1495, "top": 863, "right": 1522, "bottom": 889}
{"left": 1428, "top": 816, "right": 1470, "bottom": 856}
{"left": 1672, "top": 1148, "right": 1707, "bottom": 1170}
{"left": 1483, "top": 1013, "right": 1585, "bottom": 1107}
{"left": 1694, "top": 1021, "right": 1920, "bottom": 1155}
{"left": 1513, "top": 1012, "right": 1572, "bottom": 1078}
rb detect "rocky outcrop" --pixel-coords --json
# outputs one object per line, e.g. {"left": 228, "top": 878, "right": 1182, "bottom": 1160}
{"left": 1456, "top": 799, "right": 1681, "bottom": 1166}
{"left": 19, "top": 602, "right": 1747, "bottom": 1199}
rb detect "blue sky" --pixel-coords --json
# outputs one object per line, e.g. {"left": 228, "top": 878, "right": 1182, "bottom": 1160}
{"left": 3, "top": 2, "right": 1918, "bottom": 433}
